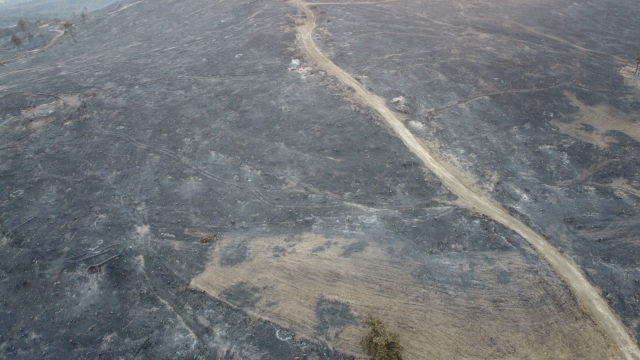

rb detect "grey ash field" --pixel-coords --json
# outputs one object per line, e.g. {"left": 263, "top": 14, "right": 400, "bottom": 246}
{"left": 1, "top": 0, "right": 640, "bottom": 359}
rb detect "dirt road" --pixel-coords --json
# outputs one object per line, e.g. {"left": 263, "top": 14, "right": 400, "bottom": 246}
{"left": 107, "top": 0, "right": 146, "bottom": 14}
{"left": 291, "top": 0, "right": 640, "bottom": 358}
{"left": 0, "top": 29, "right": 64, "bottom": 66}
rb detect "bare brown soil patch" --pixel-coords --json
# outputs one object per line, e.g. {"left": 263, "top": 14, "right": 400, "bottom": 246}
{"left": 21, "top": 99, "right": 64, "bottom": 120}
{"left": 554, "top": 91, "right": 640, "bottom": 149}
{"left": 620, "top": 66, "right": 640, "bottom": 91}
{"left": 611, "top": 178, "right": 640, "bottom": 199}
{"left": 191, "top": 233, "right": 619, "bottom": 359}
{"left": 26, "top": 117, "right": 55, "bottom": 129}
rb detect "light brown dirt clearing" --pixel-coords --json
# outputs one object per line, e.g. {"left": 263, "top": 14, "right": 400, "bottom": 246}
{"left": 620, "top": 66, "right": 640, "bottom": 92}
{"left": 554, "top": 91, "right": 640, "bottom": 149}
{"left": 191, "top": 233, "right": 619, "bottom": 359}
{"left": 21, "top": 99, "right": 64, "bottom": 120}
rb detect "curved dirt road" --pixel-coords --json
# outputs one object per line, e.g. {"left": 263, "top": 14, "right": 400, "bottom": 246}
{"left": 0, "top": 29, "right": 65, "bottom": 66}
{"left": 291, "top": 0, "right": 640, "bottom": 359}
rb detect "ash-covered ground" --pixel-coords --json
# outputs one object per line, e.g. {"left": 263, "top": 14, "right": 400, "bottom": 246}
{"left": 1, "top": 0, "right": 639, "bottom": 359}
{"left": 309, "top": 0, "right": 640, "bottom": 346}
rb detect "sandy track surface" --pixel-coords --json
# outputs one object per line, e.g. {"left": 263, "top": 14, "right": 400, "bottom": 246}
{"left": 0, "top": 30, "right": 65, "bottom": 66}
{"left": 107, "top": 0, "right": 146, "bottom": 14}
{"left": 0, "top": 0, "right": 146, "bottom": 67}
{"left": 291, "top": 0, "right": 640, "bottom": 358}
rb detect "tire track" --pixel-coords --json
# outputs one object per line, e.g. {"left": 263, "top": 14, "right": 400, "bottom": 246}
{"left": 290, "top": 0, "right": 640, "bottom": 358}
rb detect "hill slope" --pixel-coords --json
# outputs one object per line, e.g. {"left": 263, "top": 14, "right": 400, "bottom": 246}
{"left": 1, "top": 0, "right": 640, "bottom": 358}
